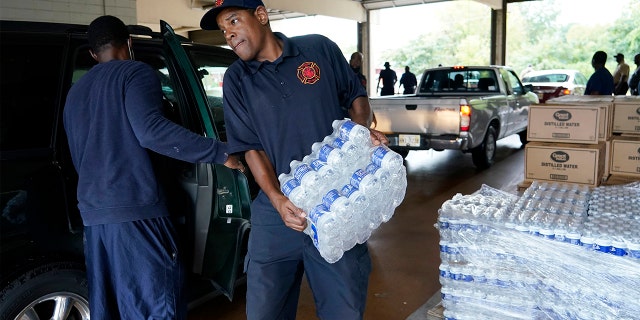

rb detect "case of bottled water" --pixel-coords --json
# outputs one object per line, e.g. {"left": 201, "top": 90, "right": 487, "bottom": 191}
{"left": 436, "top": 181, "right": 640, "bottom": 319}
{"left": 281, "top": 119, "right": 407, "bottom": 263}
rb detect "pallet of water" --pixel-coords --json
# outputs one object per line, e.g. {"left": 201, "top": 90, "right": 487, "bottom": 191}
{"left": 436, "top": 182, "right": 640, "bottom": 320}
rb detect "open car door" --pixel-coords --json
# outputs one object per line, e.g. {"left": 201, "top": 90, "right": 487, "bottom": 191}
{"left": 160, "top": 20, "right": 251, "bottom": 300}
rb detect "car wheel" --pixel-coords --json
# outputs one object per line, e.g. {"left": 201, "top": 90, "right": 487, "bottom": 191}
{"left": 518, "top": 130, "right": 528, "bottom": 148}
{"left": 0, "top": 262, "right": 89, "bottom": 320}
{"left": 471, "top": 126, "right": 497, "bottom": 169}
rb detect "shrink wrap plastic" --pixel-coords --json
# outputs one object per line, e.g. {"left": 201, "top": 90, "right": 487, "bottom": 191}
{"left": 437, "top": 182, "right": 640, "bottom": 319}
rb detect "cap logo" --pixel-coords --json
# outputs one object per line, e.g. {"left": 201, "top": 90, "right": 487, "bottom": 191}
{"left": 214, "top": 0, "right": 224, "bottom": 8}
{"left": 297, "top": 62, "right": 321, "bottom": 84}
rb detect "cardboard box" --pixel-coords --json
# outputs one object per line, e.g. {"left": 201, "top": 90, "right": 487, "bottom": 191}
{"left": 609, "top": 136, "right": 640, "bottom": 178}
{"left": 543, "top": 95, "right": 614, "bottom": 141}
{"left": 612, "top": 96, "right": 640, "bottom": 135}
{"left": 525, "top": 142, "right": 606, "bottom": 186}
{"left": 528, "top": 104, "right": 601, "bottom": 144}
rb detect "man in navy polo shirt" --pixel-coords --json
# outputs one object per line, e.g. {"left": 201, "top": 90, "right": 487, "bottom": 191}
{"left": 201, "top": 1, "right": 389, "bottom": 319}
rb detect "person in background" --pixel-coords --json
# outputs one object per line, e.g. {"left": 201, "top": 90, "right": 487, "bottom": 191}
{"left": 63, "top": 15, "right": 243, "bottom": 319}
{"left": 584, "top": 51, "right": 614, "bottom": 95}
{"left": 520, "top": 64, "right": 534, "bottom": 80}
{"left": 627, "top": 53, "right": 640, "bottom": 96}
{"left": 399, "top": 65, "right": 418, "bottom": 94}
{"left": 199, "top": 0, "right": 389, "bottom": 318}
{"left": 453, "top": 74, "right": 465, "bottom": 90}
{"left": 350, "top": 51, "right": 367, "bottom": 90}
{"left": 377, "top": 61, "right": 397, "bottom": 96}
{"left": 613, "top": 53, "right": 630, "bottom": 95}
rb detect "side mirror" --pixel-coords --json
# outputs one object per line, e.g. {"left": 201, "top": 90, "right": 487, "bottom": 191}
{"left": 524, "top": 84, "right": 534, "bottom": 93}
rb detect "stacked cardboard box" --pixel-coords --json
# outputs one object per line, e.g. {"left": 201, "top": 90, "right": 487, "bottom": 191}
{"left": 525, "top": 96, "right": 613, "bottom": 186}
{"left": 609, "top": 96, "right": 640, "bottom": 181}
{"left": 524, "top": 96, "right": 640, "bottom": 186}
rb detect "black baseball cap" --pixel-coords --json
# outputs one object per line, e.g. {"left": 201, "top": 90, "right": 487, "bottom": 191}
{"left": 200, "top": 0, "right": 265, "bottom": 30}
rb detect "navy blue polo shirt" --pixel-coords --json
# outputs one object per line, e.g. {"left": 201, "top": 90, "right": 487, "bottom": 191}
{"left": 222, "top": 33, "right": 367, "bottom": 176}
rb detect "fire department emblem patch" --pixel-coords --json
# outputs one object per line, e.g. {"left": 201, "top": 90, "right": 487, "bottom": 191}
{"left": 214, "top": 0, "right": 224, "bottom": 8}
{"left": 297, "top": 62, "right": 321, "bottom": 84}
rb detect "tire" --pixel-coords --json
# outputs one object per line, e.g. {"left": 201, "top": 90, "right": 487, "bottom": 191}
{"left": 471, "top": 126, "right": 497, "bottom": 169}
{"left": 518, "top": 129, "right": 528, "bottom": 147}
{"left": 0, "top": 262, "right": 89, "bottom": 320}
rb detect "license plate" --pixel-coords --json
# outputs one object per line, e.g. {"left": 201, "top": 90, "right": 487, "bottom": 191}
{"left": 398, "top": 134, "right": 420, "bottom": 147}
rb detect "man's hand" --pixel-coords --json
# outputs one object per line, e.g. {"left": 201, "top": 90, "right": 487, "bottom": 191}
{"left": 369, "top": 128, "right": 389, "bottom": 146}
{"left": 224, "top": 154, "right": 246, "bottom": 173}
{"left": 273, "top": 194, "right": 307, "bottom": 232}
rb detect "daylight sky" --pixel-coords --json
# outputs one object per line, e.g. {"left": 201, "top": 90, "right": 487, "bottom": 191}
{"left": 271, "top": 0, "right": 629, "bottom": 58}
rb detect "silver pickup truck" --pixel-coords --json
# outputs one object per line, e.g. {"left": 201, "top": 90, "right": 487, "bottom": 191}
{"left": 370, "top": 65, "right": 538, "bottom": 168}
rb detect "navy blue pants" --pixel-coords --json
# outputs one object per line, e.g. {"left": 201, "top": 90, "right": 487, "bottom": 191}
{"left": 84, "top": 216, "right": 186, "bottom": 320}
{"left": 246, "top": 198, "right": 372, "bottom": 320}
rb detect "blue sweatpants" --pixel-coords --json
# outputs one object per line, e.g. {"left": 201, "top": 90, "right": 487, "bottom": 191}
{"left": 84, "top": 216, "right": 186, "bottom": 320}
{"left": 246, "top": 198, "right": 372, "bottom": 320}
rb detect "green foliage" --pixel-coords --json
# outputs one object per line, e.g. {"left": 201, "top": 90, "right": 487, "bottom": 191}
{"left": 381, "top": 0, "right": 640, "bottom": 80}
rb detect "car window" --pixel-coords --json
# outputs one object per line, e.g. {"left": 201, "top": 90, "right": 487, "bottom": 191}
{"left": 576, "top": 73, "right": 588, "bottom": 86}
{"left": 523, "top": 73, "right": 568, "bottom": 83}
{"left": 503, "top": 70, "right": 524, "bottom": 95}
{"left": 420, "top": 69, "right": 496, "bottom": 93}
{"left": 1, "top": 35, "right": 63, "bottom": 151}
{"left": 188, "top": 51, "right": 233, "bottom": 141}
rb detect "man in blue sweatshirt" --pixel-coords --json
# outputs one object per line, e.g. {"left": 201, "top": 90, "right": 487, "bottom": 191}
{"left": 63, "top": 15, "right": 243, "bottom": 319}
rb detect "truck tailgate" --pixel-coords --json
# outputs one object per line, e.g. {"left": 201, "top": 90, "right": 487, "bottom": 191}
{"left": 372, "top": 98, "right": 461, "bottom": 134}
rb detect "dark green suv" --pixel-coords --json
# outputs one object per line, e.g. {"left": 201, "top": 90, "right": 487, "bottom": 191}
{"left": 0, "top": 20, "right": 252, "bottom": 319}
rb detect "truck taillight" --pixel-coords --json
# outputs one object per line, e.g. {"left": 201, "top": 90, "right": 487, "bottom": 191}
{"left": 460, "top": 104, "right": 471, "bottom": 131}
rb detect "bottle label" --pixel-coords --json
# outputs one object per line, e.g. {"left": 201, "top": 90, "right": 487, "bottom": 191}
{"left": 281, "top": 179, "right": 300, "bottom": 196}
{"left": 308, "top": 205, "right": 326, "bottom": 224}
{"left": 322, "top": 189, "right": 341, "bottom": 209}
{"left": 366, "top": 163, "right": 381, "bottom": 175}
{"left": 341, "top": 184, "right": 358, "bottom": 197}
{"left": 309, "top": 159, "right": 326, "bottom": 171}
{"left": 338, "top": 120, "right": 357, "bottom": 141}
{"left": 310, "top": 223, "right": 319, "bottom": 248}
{"left": 332, "top": 137, "right": 347, "bottom": 149}
{"left": 371, "top": 146, "right": 389, "bottom": 167}
{"left": 350, "top": 169, "right": 368, "bottom": 188}
{"left": 317, "top": 145, "right": 335, "bottom": 163}
{"left": 293, "top": 163, "right": 313, "bottom": 181}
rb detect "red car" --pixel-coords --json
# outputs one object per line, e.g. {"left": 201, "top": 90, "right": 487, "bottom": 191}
{"left": 522, "top": 69, "right": 587, "bottom": 103}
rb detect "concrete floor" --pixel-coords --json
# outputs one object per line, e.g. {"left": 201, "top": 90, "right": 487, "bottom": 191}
{"left": 188, "top": 134, "right": 526, "bottom": 320}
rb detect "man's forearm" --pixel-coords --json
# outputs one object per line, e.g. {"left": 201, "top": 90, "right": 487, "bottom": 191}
{"left": 349, "top": 96, "right": 373, "bottom": 127}
{"left": 245, "top": 150, "right": 283, "bottom": 203}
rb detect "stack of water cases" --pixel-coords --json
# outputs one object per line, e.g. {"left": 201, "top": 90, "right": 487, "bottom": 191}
{"left": 279, "top": 119, "right": 407, "bottom": 263}
{"left": 437, "top": 182, "right": 640, "bottom": 320}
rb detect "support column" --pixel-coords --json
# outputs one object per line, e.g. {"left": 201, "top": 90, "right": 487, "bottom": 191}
{"left": 490, "top": 0, "right": 507, "bottom": 66}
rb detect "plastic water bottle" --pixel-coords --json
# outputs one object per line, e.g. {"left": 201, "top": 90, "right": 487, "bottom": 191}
{"left": 322, "top": 189, "right": 353, "bottom": 222}
{"left": 310, "top": 143, "right": 347, "bottom": 168}
{"left": 307, "top": 158, "right": 340, "bottom": 187}
{"left": 331, "top": 137, "right": 369, "bottom": 170}
{"left": 350, "top": 168, "right": 380, "bottom": 194}
{"left": 279, "top": 176, "right": 311, "bottom": 211}
{"left": 332, "top": 119, "right": 370, "bottom": 146}
{"left": 306, "top": 204, "right": 343, "bottom": 263}
{"left": 322, "top": 189, "right": 359, "bottom": 247}
{"left": 341, "top": 184, "right": 381, "bottom": 230}
{"left": 290, "top": 160, "right": 320, "bottom": 190}
{"left": 368, "top": 145, "right": 403, "bottom": 170}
